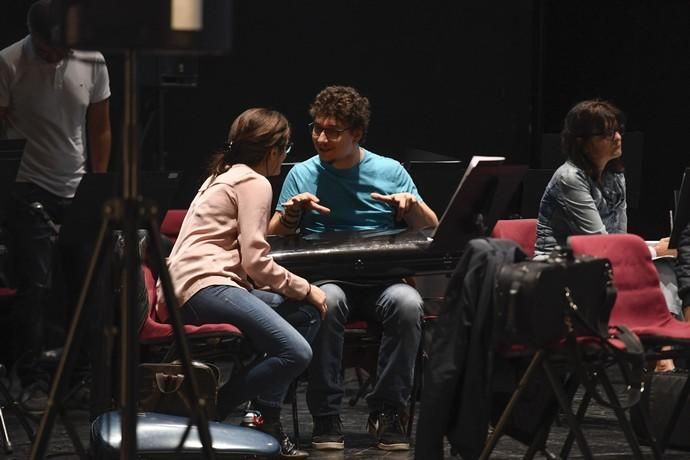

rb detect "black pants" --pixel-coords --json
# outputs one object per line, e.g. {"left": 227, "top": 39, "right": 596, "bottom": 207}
{"left": 9, "top": 182, "right": 71, "bottom": 361}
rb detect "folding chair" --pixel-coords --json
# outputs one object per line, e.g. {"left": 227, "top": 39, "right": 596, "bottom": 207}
{"left": 477, "top": 232, "right": 647, "bottom": 460}
{"left": 570, "top": 233, "right": 690, "bottom": 456}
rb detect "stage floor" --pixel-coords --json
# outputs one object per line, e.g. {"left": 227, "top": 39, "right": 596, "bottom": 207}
{"left": 2, "top": 369, "right": 688, "bottom": 459}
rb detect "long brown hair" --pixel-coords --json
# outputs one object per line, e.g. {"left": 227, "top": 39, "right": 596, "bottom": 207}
{"left": 561, "top": 99, "right": 625, "bottom": 178}
{"left": 208, "top": 108, "right": 290, "bottom": 177}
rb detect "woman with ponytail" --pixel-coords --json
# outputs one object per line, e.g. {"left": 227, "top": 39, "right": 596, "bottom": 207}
{"left": 162, "top": 108, "right": 327, "bottom": 458}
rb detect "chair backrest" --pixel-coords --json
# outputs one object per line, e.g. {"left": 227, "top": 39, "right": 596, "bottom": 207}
{"left": 568, "top": 233, "right": 681, "bottom": 335}
{"left": 139, "top": 264, "right": 241, "bottom": 343}
{"left": 491, "top": 218, "right": 538, "bottom": 257}
{"left": 160, "top": 209, "right": 188, "bottom": 243}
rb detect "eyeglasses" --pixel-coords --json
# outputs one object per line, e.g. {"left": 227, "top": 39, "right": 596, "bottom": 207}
{"left": 309, "top": 122, "right": 349, "bottom": 141}
{"left": 590, "top": 122, "right": 625, "bottom": 139}
{"left": 223, "top": 141, "right": 292, "bottom": 155}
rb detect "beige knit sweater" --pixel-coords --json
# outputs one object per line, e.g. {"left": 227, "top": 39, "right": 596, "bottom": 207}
{"left": 157, "top": 164, "right": 309, "bottom": 319}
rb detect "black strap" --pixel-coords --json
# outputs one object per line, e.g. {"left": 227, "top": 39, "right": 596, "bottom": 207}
{"left": 565, "top": 290, "right": 644, "bottom": 410}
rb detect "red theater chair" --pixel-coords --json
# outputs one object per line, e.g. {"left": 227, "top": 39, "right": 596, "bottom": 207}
{"left": 160, "top": 209, "right": 188, "bottom": 243}
{"left": 491, "top": 218, "right": 538, "bottom": 257}
{"left": 569, "top": 233, "right": 690, "bottom": 455}
{"left": 144, "top": 209, "right": 247, "bottom": 364}
{"left": 139, "top": 264, "right": 247, "bottom": 367}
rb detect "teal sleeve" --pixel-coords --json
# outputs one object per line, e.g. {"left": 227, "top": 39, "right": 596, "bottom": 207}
{"left": 275, "top": 167, "right": 300, "bottom": 213}
{"left": 395, "top": 164, "right": 422, "bottom": 201}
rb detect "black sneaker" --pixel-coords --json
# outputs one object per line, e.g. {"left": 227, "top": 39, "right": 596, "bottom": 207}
{"left": 367, "top": 409, "right": 410, "bottom": 451}
{"left": 311, "top": 415, "right": 344, "bottom": 450}
{"left": 258, "top": 419, "right": 309, "bottom": 459}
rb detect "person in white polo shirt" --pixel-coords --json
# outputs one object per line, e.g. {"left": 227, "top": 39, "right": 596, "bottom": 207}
{"left": 0, "top": 0, "right": 111, "bottom": 371}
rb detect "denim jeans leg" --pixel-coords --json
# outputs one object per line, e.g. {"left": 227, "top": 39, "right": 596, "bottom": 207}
{"left": 181, "top": 285, "right": 313, "bottom": 418}
{"left": 250, "top": 288, "right": 321, "bottom": 406}
{"left": 306, "top": 282, "right": 350, "bottom": 417}
{"left": 365, "top": 283, "right": 423, "bottom": 412}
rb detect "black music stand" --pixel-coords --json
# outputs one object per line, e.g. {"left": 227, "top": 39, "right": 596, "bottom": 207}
{"left": 269, "top": 162, "right": 297, "bottom": 212}
{"left": 520, "top": 169, "right": 555, "bottom": 218}
{"left": 407, "top": 161, "right": 465, "bottom": 218}
{"left": 0, "top": 139, "right": 25, "bottom": 159}
{"left": 429, "top": 163, "right": 528, "bottom": 252}
{"left": 669, "top": 167, "right": 690, "bottom": 249}
{"left": 0, "top": 159, "right": 20, "bottom": 221}
{"left": 0, "top": 140, "right": 24, "bottom": 238}
{"left": 59, "top": 171, "right": 180, "bottom": 247}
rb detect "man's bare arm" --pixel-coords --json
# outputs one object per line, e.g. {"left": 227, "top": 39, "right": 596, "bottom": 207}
{"left": 370, "top": 192, "right": 439, "bottom": 230}
{"left": 86, "top": 98, "right": 111, "bottom": 172}
{"left": 267, "top": 193, "right": 331, "bottom": 235}
{"left": 404, "top": 200, "right": 438, "bottom": 229}
{"left": 268, "top": 211, "right": 297, "bottom": 236}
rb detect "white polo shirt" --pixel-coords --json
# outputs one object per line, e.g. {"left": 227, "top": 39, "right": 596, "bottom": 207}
{"left": 0, "top": 35, "right": 110, "bottom": 198}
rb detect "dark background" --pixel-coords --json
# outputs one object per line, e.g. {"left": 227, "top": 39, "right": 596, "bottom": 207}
{"left": 2, "top": 0, "right": 689, "bottom": 238}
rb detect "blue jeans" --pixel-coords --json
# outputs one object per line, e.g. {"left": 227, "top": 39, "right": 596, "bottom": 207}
{"left": 306, "top": 281, "right": 423, "bottom": 416}
{"left": 182, "top": 285, "right": 320, "bottom": 418}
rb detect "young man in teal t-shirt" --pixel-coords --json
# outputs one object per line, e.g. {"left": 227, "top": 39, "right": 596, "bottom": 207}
{"left": 269, "top": 86, "right": 438, "bottom": 451}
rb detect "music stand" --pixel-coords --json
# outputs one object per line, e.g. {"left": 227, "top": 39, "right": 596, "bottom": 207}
{"left": 0, "top": 139, "right": 25, "bottom": 159}
{"left": 520, "top": 169, "right": 555, "bottom": 218}
{"left": 59, "top": 171, "right": 180, "bottom": 247}
{"left": 0, "top": 140, "right": 24, "bottom": 223}
{"left": 430, "top": 163, "right": 528, "bottom": 252}
{"left": 407, "top": 161, "right": 465, "bottom": 217}
{"left": 269, "top": 162, "right": 297, "bottom": 212}
{"left": 669, "top": 167, "right": 690, "bottom": 249}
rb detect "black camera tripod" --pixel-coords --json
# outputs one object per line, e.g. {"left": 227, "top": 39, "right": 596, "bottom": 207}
{"left": 29, "top": 48, "right": 216, "bottom": 460}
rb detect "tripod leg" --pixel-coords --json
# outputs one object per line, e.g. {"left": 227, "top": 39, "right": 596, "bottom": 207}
{"left": 146, "top": 210, "right": 217, "bottom": 460}
{"left": 30, "top": 216, "right": 110, "bottom": 459}
{"left": 0, "top": 406, "right": 12, "bottom": 453}
{"left": 118, "top": 200, "right": 141, "bottom": 459}
{"left": 58, "top": 408, "right": 87, "bottom": 459}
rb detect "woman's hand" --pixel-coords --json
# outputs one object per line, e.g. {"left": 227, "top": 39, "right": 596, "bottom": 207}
{"left": 655, "top": 237, "right": 678, "bottom": 258}
{"left": 306, "top": 284, "right": 328, "bottom": 319}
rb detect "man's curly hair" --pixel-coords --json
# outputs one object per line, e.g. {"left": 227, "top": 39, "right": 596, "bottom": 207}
{"left": 309, "top": 86, "right": 370, "bottom": 141}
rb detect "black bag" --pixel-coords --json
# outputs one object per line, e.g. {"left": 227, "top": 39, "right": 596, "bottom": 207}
{"left": 631, "top": 370, "right": 690, "bottom": 450}
{"left": 495, "top": 248, "right": 615, "bottom": 347}
{"left": 138, "top": 361, "right": 220, "bottom": 420}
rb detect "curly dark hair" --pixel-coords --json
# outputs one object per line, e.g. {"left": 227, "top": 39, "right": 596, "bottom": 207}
{"left": 208, "top": 108, "right": 290, "bottom": 177}
{"left": 309, "top": 86, "right": 370, "bottom": 142}
{"left": 561, "top": 99, "right": 625, "bottom": 177}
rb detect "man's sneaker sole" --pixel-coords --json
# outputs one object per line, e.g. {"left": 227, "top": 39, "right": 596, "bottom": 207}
{"left": 377, "top": 441, "right": 410, "bottom": 451}
{"left": 311, "top": 440, "right": 345, "bottom": 450}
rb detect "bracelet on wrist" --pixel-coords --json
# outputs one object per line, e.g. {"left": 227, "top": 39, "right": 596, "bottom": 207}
{"left": 285, "top": 208, "right": 302, "bottom": 219}
{"left": 280, "top": 213, "right": 299, "bottom": 229}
